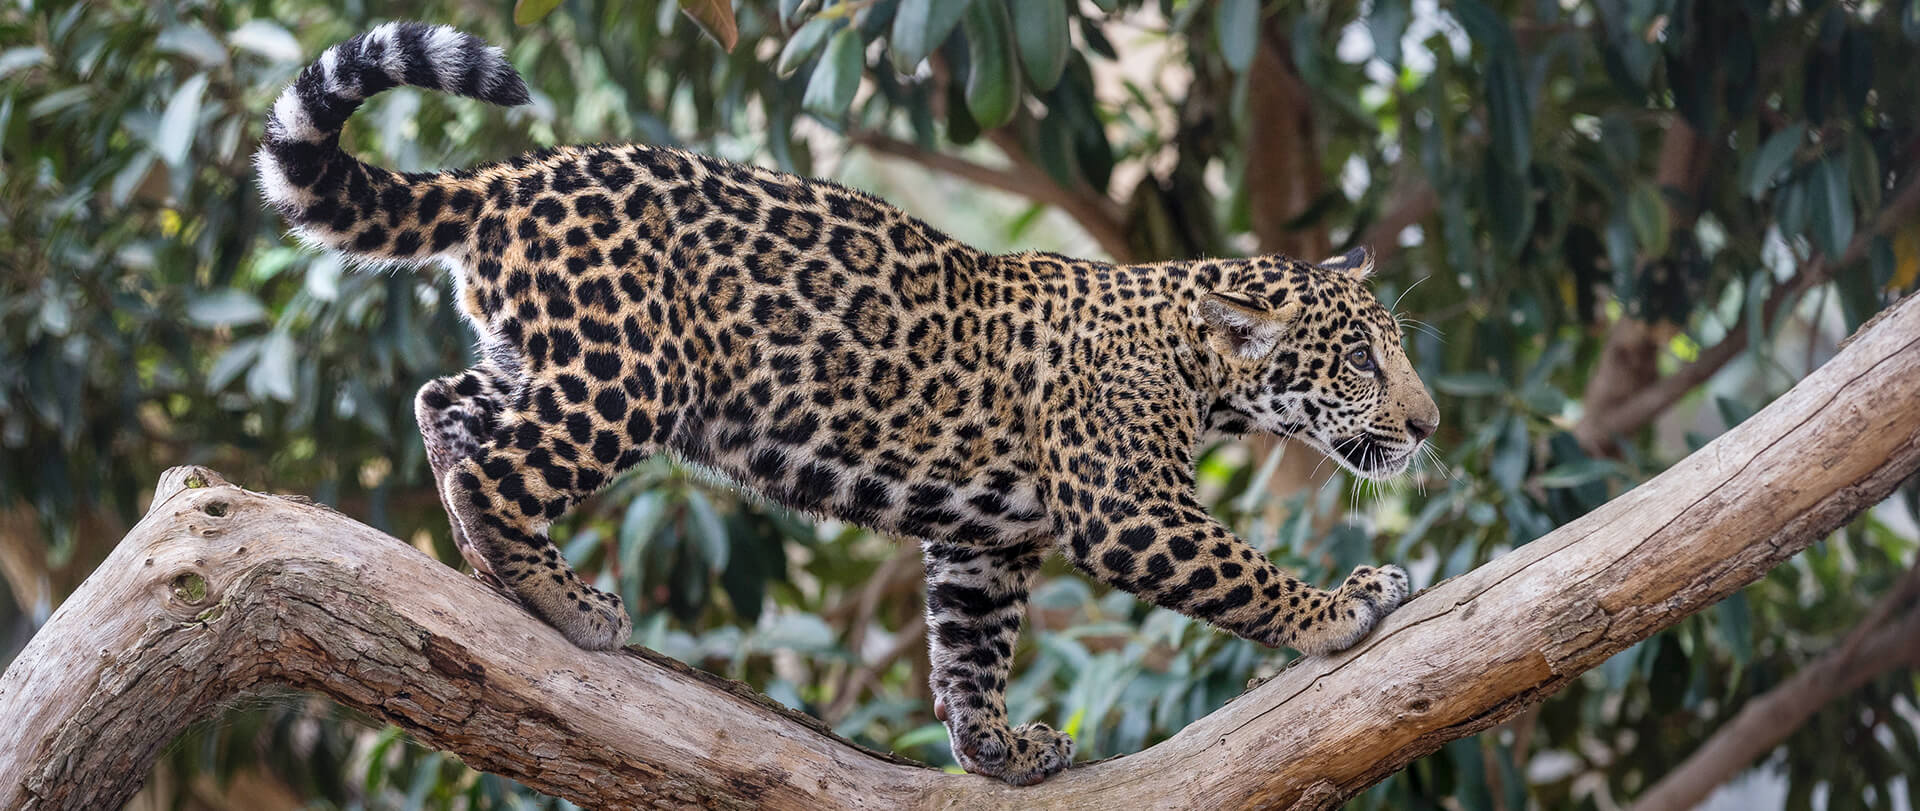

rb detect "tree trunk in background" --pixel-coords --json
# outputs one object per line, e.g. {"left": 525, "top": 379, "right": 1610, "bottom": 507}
{"left": 5, "top": 293, "right": 1916, "bottom": 811}
{"left": 1576, "top": 120, "right": 1712, "bottom": 454}
{"left": 1244, "top": 19, "right": 1340, "bottom": 517}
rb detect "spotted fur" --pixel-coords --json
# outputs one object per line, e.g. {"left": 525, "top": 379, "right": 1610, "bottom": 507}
{"left": 257, "top": 25, "right": 1440, "bottom": 786}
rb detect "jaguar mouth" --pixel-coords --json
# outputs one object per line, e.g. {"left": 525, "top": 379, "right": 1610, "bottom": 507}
{"left": 1333, "top": 436, "right": 1374, "bottom": 469}
{"left": 1326, "top": 435, "right": 1416, "bottom": 479}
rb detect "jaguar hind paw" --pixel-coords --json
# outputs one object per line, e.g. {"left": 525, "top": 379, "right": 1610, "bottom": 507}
{"left": 951, "top": 721, "right": 1074, "bottom": 786}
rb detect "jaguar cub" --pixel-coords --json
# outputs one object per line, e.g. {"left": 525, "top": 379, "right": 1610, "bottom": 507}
{"left": 258, "top": 24, "right": 1440, "bottom": 786}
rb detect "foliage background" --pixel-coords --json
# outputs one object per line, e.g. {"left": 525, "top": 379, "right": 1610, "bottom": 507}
{"left": 4, "top": 0, "right": 1920, "bottom": 808}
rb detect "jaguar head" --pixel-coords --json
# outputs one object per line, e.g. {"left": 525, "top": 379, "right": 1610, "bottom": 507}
{"left": 1197, "top": 247, "right": 1439, "bottom": 479}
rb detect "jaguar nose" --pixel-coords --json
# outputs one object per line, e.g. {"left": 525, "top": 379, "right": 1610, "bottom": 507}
{"left": 1406, "top": 416, "right": 1437, "bottom": 443}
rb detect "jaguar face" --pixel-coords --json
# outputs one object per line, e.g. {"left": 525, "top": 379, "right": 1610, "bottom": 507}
{"left": 1198, "top": 247, "right": 1439, "bottom": 480}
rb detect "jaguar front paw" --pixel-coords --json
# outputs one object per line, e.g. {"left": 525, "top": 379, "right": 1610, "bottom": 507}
{"left": 1288, "top": 564, "right": 1414, "bottom": 656}
{"left": 1346, "top": 563, "right": 1410, "bottom": 616}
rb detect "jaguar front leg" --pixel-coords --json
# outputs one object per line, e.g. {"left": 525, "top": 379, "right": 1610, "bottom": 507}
{"left": 922, "top": 539, "right": 1074, "bottom": 785}
{"left": 1041, "top": 370, "right": 1412, "bottom": 658}
{"left": 1061, "top": 486, "right": 1410, "bottom": 655}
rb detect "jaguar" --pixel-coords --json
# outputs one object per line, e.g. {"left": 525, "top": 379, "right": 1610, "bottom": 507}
{"left": 255, "top": 22, "right": 1441, "bottom": 786}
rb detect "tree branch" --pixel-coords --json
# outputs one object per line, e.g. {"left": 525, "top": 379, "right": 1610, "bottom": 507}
{"left": 1630, "top": 562, "right": 1920, "bottom": 811}
{"left": 1574, "top": 176, "right": 1920, "bottom": 450}
{"left": 4, "top": 295, "right": 1920, "bottom": 810}
{"left": 848, "top": 130, "right": 1136, "bottom": 262}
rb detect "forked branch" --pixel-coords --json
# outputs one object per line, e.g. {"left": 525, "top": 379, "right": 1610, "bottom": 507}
{"left": 3, "top": 298, "right": 1918, "bottom": 810}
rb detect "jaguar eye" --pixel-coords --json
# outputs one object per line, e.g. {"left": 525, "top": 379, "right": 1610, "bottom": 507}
{"left": 1348, "top": 347, "right": 1375, "bottom": 372}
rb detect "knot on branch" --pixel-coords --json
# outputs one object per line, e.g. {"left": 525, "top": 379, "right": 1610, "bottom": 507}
{"left": 1539, "top": 599, "right": 1610, "bottom": 674}
{"left": 141, "top": 466, "right": 254, "bottom": 621}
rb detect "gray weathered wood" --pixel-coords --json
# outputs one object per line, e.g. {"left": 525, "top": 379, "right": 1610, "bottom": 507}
{"left": 3, "top": 294, "right": 1917, "bottom": 810}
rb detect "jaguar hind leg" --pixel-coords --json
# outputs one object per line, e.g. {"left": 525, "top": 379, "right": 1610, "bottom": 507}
{"left": 442, "top": 383, "right": 645, "bottom": 650}
{"left": 415, "top": 368, "right": 512, "bottom": 591}
{"left": 923, "top": 540, "right": 1073, "bottom": 785}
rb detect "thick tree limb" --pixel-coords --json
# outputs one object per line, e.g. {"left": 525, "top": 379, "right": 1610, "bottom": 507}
{"left": 3, "top": 297, "right": 1919, "bottom": 810}
{"left": 1630, "top": 563, "right": 1920, "bottom": 811}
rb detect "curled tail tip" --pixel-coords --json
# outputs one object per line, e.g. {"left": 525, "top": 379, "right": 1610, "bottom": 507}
{"left": 386, "top": 22, "right": 532, "bottom": 107}
{"left": 261, "top": 22, "right": 529, "bottom": 149}
{"left": 347, "top": 22, "right": 531, "bottom": 107}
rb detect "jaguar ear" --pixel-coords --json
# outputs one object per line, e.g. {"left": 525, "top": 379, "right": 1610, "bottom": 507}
{"left": 1199, "top": 291, "right": 1297, "bottom": 359}
{"left": 1319, "top": 246, "right": 1375, "bottom": 279}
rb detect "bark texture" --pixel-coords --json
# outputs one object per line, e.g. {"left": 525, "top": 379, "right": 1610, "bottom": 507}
{"left": 3, "top": 296, "right": 1919, "bottom": 811}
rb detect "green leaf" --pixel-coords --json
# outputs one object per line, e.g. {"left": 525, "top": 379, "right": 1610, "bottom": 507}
{"left": 1627, "top": 180, "right": 1670, "bottom": 257}
{"left": 0, "top": 46, "right": 49, "bottom": 81}
{"left": 27, "top": 86, "right": 89, "bottom": 120}
{"left": 1533, "top": 458, "right": 1617, "bottom": 489}
{"left": 683, "top": 489, "right": 730, "bottom": 572}
{"left": 1443, "top": 528, "right": 1484, "bottom": 575}
{"left": 109, "top": 150, "right": 156, "bottom": 207}
{"left": 1848, "top": 129, "right": 1882, "bottom": 211}
{"left": 758, "top": 612, "right": 835, "bottom": 652}
{"left": 1716, "top": 590, "right": 1753, "bottom": 667}
{"left": 803, "top": 28, "right": 864, "bottom": 120}
{"left": 1368, "top": 0, "right": 1410, "bottom": 67}
{"left": 780, "top": 0, "right": 821, "bottom": 28}
{"left": 206, "top": 338, "right": 261, "bottom": 392}
{"left": 1458, "top": 0, "right": 1529, "bottom": 172}
{"left": 1483, "top": 151, "right": 1532, "bottom": 256}
{"left": 228, "top": 21, "right": 302, "bottom": 63}
{"left": 1809, "top": 154, "right": 1855, "bottom": 257}
{"left": 679, "top": 0, "right": 741, "bottom": 51}
{"left": 1433, "top": 371, "right": 1504, "bottom": 396}
{"left": 890, "top": 0, "right": 977, "bottom": 74}
{"left": 1745, "top": 123, "right": 1806, "bottom": 199}
{"left": 361, "top": 727, "right": 404, "bottom": 796}
{"left": 719, "top": 518, "right": 769, "bottom": 623}
{"left": 300, "top": 254, "right": 342, "bottom": 302}
{"left": 1013, "top": 0, "right": 1070, "bottom": 92}
{"left": 513, "top": 0, "right": 563, "bottom": 26}
{"left": 155, "top": 73, "right": 208, "bottom": 169}
{"left": 619, "top": 489, "right": 670, "bottom": 566}
{"left": 960, "top": 0, "right": 1018, "bottom": 128}
{"left": 247, "top": 329, "right": 297, "bottom": 403}
{"left": 1491, "top": 415, "right": 1529, "bottom": 492}
{"left": 185, "top": 288, "right": 267, "bottom": 327}
{"left": 157, "top": 24, "right": 227, "bottom": 68}
{"left": 1447, "top": 739, "right": 1491, "bottom": 811}
{"left": 777, "top": 17, "right": 841, "bottom": 79}
{"left": 562, "top": 527, "right": 603, "bottom": 567}
{"left": 1216, "top": 0, "right": 1259, "bottom": 72}
{"left": 854, "top": 0, "right": 899, "bottom": 39}
{"left": 945, "top": 73, "right": 980, "bottom": 144}
{"left": 1775, "top": 172, "right": 1809, "bottom": 237}
{"left": 892, "top": 723, "right": 951, "bottom": 750}
{"left": 1714, "top": 395, "right": 1757, "bottom": 429}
